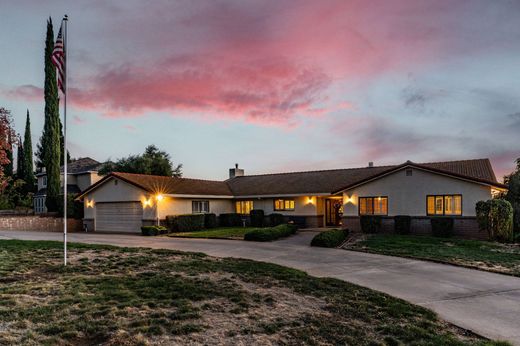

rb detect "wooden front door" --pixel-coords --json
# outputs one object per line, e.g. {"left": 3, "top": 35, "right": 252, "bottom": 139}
{"left": 325, "top": 199, "right": 343, "bottom": 226}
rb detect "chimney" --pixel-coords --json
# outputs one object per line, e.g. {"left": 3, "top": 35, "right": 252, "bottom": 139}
{"left": 368, "top": 162, "right": 374, "bottom": 168}
{"left": 229, "top": 163, "right": 244, "bottom": 179}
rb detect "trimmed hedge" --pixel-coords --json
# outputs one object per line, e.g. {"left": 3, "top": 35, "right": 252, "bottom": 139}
{"left": 244, "top": 224, "right": 297, "bottom": 242}
{"left": 219, "top": 213, "right": 243, "bottom": 227}
{"left": 431, "top": 217, "right": 454, "bottom": 237}
{"left": 360, "top": 215, "right": 382, "bottom": 233}
{"left": 311, "top": 229, "right": 349, "bottom": 248}
{"left": 269, "top": 213, "right": 285, "bottom": 226}
{"left": 394, "top": 215, "right": 411, "bottom": 235}
{"left": 204, "top": 213, "right": 218, "bottom": 229}
{"left": 175, "top": 214, "right": 205, "bottom": 232}
{"left": 141, "top": 225, "right": 168, "bottom": 236}
{"left": 250, "top": 209, "right": 265, "bottom": 227}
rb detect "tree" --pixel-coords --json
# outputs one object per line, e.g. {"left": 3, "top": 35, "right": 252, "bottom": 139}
{"left": 504, "top": 158, "right": 520, "bottom": 237}
{"left": 16, "top": 135, "right": 24, "bottom": 180}
{"left": 23, "top": 110, "right": 35, "bottom": 192}
{"left": 0, "top": 108, "right": 16, "bottom": 191}
{"left": 41, "top": 17, "right": 61, "bottom": 212}
{"left": 3, "top": 131, "right": 14, "bottom": 178}
{"left": 99, "top": 145, "right": 182, "bottom": 177}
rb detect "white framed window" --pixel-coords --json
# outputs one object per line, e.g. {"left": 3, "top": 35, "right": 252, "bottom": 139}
{"left": 192, "top": 200, "right": 210, "bottom": 213}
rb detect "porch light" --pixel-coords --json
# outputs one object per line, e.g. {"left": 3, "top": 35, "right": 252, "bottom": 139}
{"left": 156, "top": 194, "right": 164, "bottom": 202}
{"left": 307, "top": 196, "right": 314, "bottom": 204}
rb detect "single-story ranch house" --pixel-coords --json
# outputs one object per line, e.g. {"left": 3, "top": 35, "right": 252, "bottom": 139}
{"left": 76, "top": 159, "right": 507, "bottom": 237}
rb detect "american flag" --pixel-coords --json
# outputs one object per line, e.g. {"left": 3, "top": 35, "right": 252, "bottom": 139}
{"left": 51, "top": 24, "right": 65, "bottom": 94}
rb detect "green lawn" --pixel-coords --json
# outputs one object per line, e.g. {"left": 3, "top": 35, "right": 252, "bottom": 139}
{"left": 167, "top": 227, "right": 257, "bottom": 239}
{"left": 0, "top": 240, "right": 509, "bottom": 345}
{"left": 345, "top": 234, "right": 520, "bottom": 276}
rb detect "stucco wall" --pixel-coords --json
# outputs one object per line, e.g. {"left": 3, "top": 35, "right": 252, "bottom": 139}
{"left": 237, "top": 196, "right": 320, "bottom": 216}
{"left": 76, "top": 172, "right": 102, "bottom": 191}
{"left": 342, "top": 168, "right": 492, "bottom": 217}
{"left": 158, "top": 197, "right": 234, "bottom": 218}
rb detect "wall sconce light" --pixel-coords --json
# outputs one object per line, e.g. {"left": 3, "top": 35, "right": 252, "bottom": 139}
{"left": 86, "top": 199, "right": 94, "bottom": 208}
{"left": 156, "top": 194, "right": 164, "bottom": 202}
{"left": 142, "top": 198, "right": 152, "bottom": 207}
{"left": 307, "top": 196, "right": 314, "bottom": 204}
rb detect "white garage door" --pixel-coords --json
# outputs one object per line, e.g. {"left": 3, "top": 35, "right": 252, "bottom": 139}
{"left": 96, "top": 202, "right": 143, "bottom": 233}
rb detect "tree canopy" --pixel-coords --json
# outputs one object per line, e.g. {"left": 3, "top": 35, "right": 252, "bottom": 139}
{"left": 504, "top": 158, "right": 520, "bottom": 235}
{"left": 0, "top": 108, "right": 16, "bottom": 191}
{"left": 99, "top": 145, "right": 182, "bottom": 177}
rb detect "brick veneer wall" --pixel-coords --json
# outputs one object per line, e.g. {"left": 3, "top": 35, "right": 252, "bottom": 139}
{"left": 0, "top": 216, "right": 83, "bottom": 232}
{"left": 342, "top": 216, "right": 487, "bottom": 240}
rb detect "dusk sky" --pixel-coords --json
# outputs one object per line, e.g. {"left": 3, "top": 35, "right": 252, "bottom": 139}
{"left": 1, "top": 0, "right": 519, "bottom": 181}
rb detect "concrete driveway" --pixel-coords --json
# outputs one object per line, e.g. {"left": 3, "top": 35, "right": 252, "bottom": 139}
{"left": 1, "top": 230, "right": 520, "bottom": 344}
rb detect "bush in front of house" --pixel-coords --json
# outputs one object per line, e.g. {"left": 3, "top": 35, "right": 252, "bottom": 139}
{"left": 250, "top": 209, "right": 264, "bottom": 227}
{"left": 476, "top": 199, "right": 514, "bottom": 242}
{"left": 244, "top": 224, "right": 298, "bottom": 242}
{"left": 269, "top": 213, "right": 285, "bottom": 226}
{"left": 360, "top": 215, "right": 382, "bottom": 233}
{"left": 394, "top": 215, "right": 411, "bottom": 235}
{"left": 141, "top": 225, "right": 168, "bottom": 236}
{"left": 175, "top": 214, "right": 205, "bottom": 232}
{"left": 311, "top": 229, "right": 349, "bottom": 248}
{"left": 219, "top": 213, "right": 244, "bottom": 227}
{"left": 430, "top": 217, "right": 454, "bottom": 237}
{"left": 204, "top": 213, "right": 218, "bottom": 229}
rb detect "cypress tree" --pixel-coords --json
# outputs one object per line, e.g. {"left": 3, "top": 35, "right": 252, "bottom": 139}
{"left": 16, "top": 136, "right": 25, "bottom": 180}
{"left": 4, "top": 132, "right": 14, "bottom": 178}
{"left": 23, "top": 110, "right": 35, "bottom": 191}
{"left": 42, "top": 17, "right": 61, "bottom": 212}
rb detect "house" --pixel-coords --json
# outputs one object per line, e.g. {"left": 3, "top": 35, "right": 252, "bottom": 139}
{"left": 75, "top": 159, "right": 507, "bottom": 236}
{"left": 34, "top": 157, "right": 103, "bottom": 213}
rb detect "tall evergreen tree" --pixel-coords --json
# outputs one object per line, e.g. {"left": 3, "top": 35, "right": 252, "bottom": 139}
{"left": 16, "top": 136, "right": 24, "bottom": 180}
{"left": 3, "top": 132, "right": 14, "bottom": 178}
{"left": 23, "top": 110, "right": 35, "bottom": 191}
{"left": 42, "top": 17, "right": 61, "bottom": 212}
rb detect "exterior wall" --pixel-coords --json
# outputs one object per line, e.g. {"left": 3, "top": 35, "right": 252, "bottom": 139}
{"left": 342, "top": 168, "right": 492, "bottom": 217}
{"left": 236, "top": 196, "right": 320, "bottom": 216}
{"left": 158, "top": 197, "right": 234, "bottom": 218}
{"left": 76, "top": 172, "right": 102, "bottom": 191}
{"left": 342, "top": 216, "right": 486, "bottom": 240}
{"left": 0, "top": 216, "right": 83, "bottom": 232}
{"left": 37, "top": 175, "right": 46, "bottom": 191}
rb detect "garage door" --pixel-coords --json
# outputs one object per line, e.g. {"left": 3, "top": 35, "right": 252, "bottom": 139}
{"left": 96, "top": 202, "right": 143, "bottom": 233}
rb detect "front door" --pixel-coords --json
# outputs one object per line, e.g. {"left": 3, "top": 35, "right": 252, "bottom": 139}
{"left": 325, "top": 199, "right": 343, "bottom": 226}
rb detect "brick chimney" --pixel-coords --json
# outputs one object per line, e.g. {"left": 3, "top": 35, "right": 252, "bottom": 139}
{"left": 229, "top": 163, "right": 244, "bottom": 179}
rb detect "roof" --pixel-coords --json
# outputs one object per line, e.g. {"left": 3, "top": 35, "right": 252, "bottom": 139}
{"left": 63, "top": 157, "right": 102, "bottom": 174}
{"left": 78, "top": 172, "right": 233, "bottom": 199}
{"left": 76, "top": 158, "right": 506, "bottom": 200}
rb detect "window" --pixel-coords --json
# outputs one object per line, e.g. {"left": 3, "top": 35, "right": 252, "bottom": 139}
{"left": 359, "top": 197, "right": 388, "bottom": 215}
{"left": 192, "top": 201, "right": 209, "bottom": 213}
{"left": 274, "top": 199, "right": 295, "bottom": 211}
{"left": 235, "top": 200, "right": 254, "bottom": 214}
{"left": 427, "top": 195, "right": 462, "bottom": 216}
{"left": 42, "top": 176, "right": 47, "bottom": 187}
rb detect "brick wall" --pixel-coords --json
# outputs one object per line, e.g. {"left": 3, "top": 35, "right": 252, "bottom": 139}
{"left": 0, "top": 216, "right": 83, "bottom": 232}
{"left": 341, "top": 216, "right": 487, "bottom": 240}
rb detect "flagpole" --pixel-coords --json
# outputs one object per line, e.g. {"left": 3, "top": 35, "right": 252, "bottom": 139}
{"left": 63, "top": 14, "right": 68, "bottom": 266}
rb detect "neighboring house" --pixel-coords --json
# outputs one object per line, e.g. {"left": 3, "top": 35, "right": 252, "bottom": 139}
{"left": 75, "top": 159, "right": 507, "bottom": 235}
{"left": 34, "top": 157, "right": 103, "bottom": 213}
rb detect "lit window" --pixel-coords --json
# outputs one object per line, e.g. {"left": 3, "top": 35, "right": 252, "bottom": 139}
{"left": 274, "top": 199, "right": 295, "bottom": 211}
{"left": 427, "top": 195, "right": 462, "bottom": 216}
{"left": 192, "top": 201, "right": 209, "bottom": 213}
{"left": 235, "top": 201, "right": 254, "bottom": 214}
{"left": 359, "top": 197, "right": 388, "bottom": 215}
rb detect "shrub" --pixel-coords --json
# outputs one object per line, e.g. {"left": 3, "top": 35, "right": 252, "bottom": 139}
{"left": 141, "top": 225, "right": 168, "bottom": 236}
{"left": 360, "top": 215, "right": 382, "bottom": 233}
{"left": 431, "top": 217, "right": 454, "bottom": 237}
{"left": 244, "top": 224, "right": 297, "bottom": 242}
{"left": 250, "top": 209, "right": 265, "bottom": 227}
{"left": 311, "top": 229, "right": 349, "bottom": 248}
{"left": 476, "top": 199, "right": 514, "bottom": 242}
{"left": 175, "top": 214, "right": 205, "bottom": 232}
{"left": 165, "top": 215, "right": 178, "bottom": 232}
{"left": 219, "top": 213, "right": 244, "bottom": 227}
{"left": 269, "top": 213, "right": 285, "bottom": 226}
{"left": 204, "top": 213, "right": 218, "bottom": 229}
{"left": 394, "top": 215, "right": 411, "bottom": 235}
